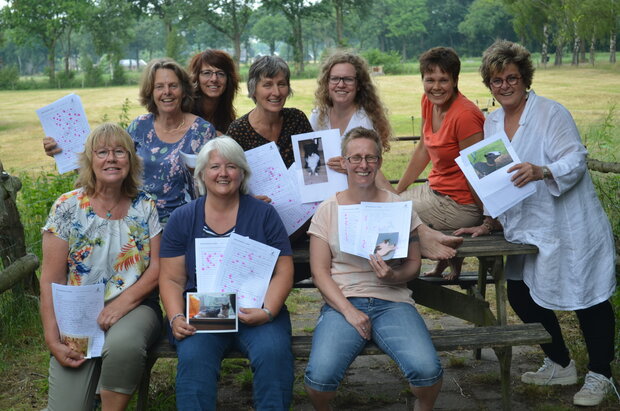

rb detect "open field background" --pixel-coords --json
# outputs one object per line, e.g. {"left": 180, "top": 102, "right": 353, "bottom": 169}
{"left": 1, "top": 63, "right": 619, "bottom": 180}
{"left": 0, "top": 65, "right": 619, "bottom": 410}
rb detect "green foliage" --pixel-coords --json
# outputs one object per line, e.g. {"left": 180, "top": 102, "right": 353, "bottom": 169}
{"left": 0, "top": 65, "right": 19, "bottom": 89}
{"left": 55, "top": 69, "right": 78, "bottom": 88}
{"left": 110, "top": 62, "right": 126, "bottom": 86}
{"left": 81, "top": 56, "right": 104, "bottom": 87}
{"left": 361, "top": 49, "right": 405, "bottom": 74}
{"left": 16, "top": 171, "right": 76, "bottom": 259}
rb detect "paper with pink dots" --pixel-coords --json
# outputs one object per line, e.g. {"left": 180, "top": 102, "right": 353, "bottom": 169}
{"left": 36, "top": 94, "right": 90, "bottom": 174}
{"left": 214, "top": 233, "right": 279, "bottom": 309}
{"left": 195, "top": 238, "right": 228, "bottom": 292}
{"left": 245, "top": 142, "right": 319, "bottom": 235}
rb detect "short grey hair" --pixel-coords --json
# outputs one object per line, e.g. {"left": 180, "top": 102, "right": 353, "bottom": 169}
{"left": 247, "top": 56, "right": 293, "bottom": 103}
{"left": 194, "top": 136, "right": 252, "bottom": 196}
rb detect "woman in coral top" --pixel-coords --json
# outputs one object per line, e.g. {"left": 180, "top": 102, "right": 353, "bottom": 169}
{"left": 396, "top": 47, "right": 484, "bottom": 279}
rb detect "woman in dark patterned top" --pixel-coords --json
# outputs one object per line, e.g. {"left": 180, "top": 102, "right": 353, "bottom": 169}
{"left": 226, "top": 56, "right": 312, "bottom": 168}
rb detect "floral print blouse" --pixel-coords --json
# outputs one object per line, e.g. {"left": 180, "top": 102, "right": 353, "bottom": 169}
{"left": 127, "top": 114, "right": 216, "bottom": 223}
{"left": 43, "top": 189, "right": 162, "bottom": 302}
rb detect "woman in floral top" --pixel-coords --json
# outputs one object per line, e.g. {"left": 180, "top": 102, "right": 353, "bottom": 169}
{"left": 44, "top": 58, "right": 216, "bottom": 225}
{"left": 40, "top": 123, "right": 162, "bottom": 411}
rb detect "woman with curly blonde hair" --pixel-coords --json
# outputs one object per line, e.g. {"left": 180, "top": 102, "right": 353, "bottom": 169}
{"left": 310, "top": 51, "right": 392, "bottom": 177}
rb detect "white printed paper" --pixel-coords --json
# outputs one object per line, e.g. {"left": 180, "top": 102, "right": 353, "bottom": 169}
{"left": 213, "top": 233, "right": 280, "bottom": 309}
{"left": 291, "top": 129, "right": 348, "bottom": 203}
{"left": 51, "top": 283, "right": 105, "bottom": 358}
{"left": 180, "top": 151, "right": 197, "bottom": 169}
{"left": 36, "top": 94, "right": 90, "bottom": 174}
{"left": 456, "top": 133, "right": 536, "bottom": 217}
{"left": 195, "top": 238, "right": 228, "bottom": 292}
{"left": 338, "top": 201, "right": 412, "bottom": 260}
{"left": 244, "top": 142, "right": 319, "bottom": 235}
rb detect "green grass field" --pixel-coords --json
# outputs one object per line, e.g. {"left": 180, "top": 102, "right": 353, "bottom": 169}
{"left": 1, "top": 63, "right": 618, "bottom": 179}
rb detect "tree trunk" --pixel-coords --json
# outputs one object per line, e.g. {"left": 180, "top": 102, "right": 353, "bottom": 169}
{"left": 571, "top": 35, "right": 580, "bottom": 66}
{"left": 48, "top": 40, "right": 57, "bottom": 82}
{"left": 0, "top": 254, "right": 39, "bottom": 294}
{"left": 554, "top": 42, "right": 563, "bottom": 66}
{"left": 401, "top": 40, "right": 407, "bottom": 60}
{"left": 335, "top": 2, "right": 344, "bottom": 47}
{"left": 589, "top": 34, "right": 596, "bottom": 65}
{"left": 610, "top": 30, "right": 617, "bottom": 63}
{"left": 233, "top": 31, "right": 241, "bottom": 68}
{"left": 293, "top": 19, "right": 304, "bottom": 74}
{"left": 541, "top": 24, "right": 549, "bottom": 68}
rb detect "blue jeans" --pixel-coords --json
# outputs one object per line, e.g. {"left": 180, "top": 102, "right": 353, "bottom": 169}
{"left": 175, "top": 307, "right": 293, "bottom": 411}
{"left": 305, "top": 298, "right": 443, "bottom": 392}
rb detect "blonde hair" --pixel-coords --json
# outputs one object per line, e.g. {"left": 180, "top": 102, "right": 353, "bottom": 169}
{"left": 341, "top": 127, "right": 383, "bottom": 157}
{"left": 76, "top": 123, "right": 142, "bottom": 198}
{"left": 315, "top": 50, "right": 392, "bottom": 152}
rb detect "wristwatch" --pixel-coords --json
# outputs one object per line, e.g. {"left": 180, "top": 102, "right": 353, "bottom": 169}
{"left": 541, "top": 166, "right": 552, "bottom": 180}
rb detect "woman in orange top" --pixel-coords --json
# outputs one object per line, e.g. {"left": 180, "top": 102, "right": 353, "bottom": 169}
{"left": 395, "top": 47, "right": 484, "bottom": 279}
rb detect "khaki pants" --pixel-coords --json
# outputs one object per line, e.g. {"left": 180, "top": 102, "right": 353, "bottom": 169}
{"left": 46, "top": 305, "right": 161, "bottom": 411}
{"left": 400, "top": 182, "right": 482, "bottom": 230}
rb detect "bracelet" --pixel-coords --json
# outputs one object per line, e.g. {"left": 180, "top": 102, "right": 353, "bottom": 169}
{"left": 261, "top": 307, "right": 274, "bottom": 322}
{"left": 169, "top": 313, "right": 185, "bottom": 328}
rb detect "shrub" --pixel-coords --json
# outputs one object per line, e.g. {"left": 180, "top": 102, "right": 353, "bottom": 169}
{"left": 0, "top": 65, "right": 19, "bottom": 89}
{"left": 361, "top": 49, "right": 404, "bottom": 75}
{"left": 81, "top": 56, "right": 104, "bottom": 87}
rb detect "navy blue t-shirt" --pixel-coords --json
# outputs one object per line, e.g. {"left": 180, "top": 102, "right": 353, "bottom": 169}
{"left": 161, "top": 194, "right": 292, "bottom": 292}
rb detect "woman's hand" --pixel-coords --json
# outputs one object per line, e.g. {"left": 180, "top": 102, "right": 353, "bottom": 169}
{"left": 454, "top": 225, "right": 488, "bottom": 238}
{"left": 97, "top": 299, "right": 132, "bottom": 331}
{"left": 508, "top": 162, "right": 543, "bottom": 187}
{"left": 254, "top": 195, "right": 272, "bottom": 203}
{"left": 238, "top": 307, "right": 272, "bottom": 326}
{"left": 327, "top": 156, "right": 347, "bottom": 174}
{"left": 369, "top": 254, "right": 396, "bottom": 281}
{"left": 342, "top": 306, "right": 371, "bottom": 340}
{"left": 171, "top": 315, "right": 196, "bottom": 341}
{"left": 49, "top": 340, "right": 86, "bottom": 368}
{"left": 43, "top": 137, "right": 62, "bottom": 156}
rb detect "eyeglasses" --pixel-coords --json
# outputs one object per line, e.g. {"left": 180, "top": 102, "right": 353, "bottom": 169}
{"left": 345, "top": 155, "right": 380, "bottom": 164}
{"left": 490, "top": 75, "right": 521, "bottom": 88}
{"left": 329, "top": 76, "right": 356, "bottom": 85}
{"left": 200, "top": 70, "right": 227, "bottom": 79}
{"left": 94, "top": 148, "right": 128, "bottom": 159}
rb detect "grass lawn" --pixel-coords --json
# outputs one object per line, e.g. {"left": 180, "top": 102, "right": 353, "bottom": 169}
{"left": 1, "top": 63, "right": 619, "bottom": 178}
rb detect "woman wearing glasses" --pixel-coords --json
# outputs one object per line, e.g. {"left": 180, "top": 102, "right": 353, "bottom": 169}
{"left": 310, "top": 51, "right": 392, "bottom": 178}
{"left": 188, "top": 49, "right": 240, "bottom": 134}
{"left": 457, "top": 40, "right": 616, "bottom": 407}
{"left": 396, "top": 47, "right": 485, "bottom": 279}
{"left": 304, "top": 127, "right": 442, "bottom": 411}
{"left": 43, "top": 58, "right": 216, "bottom": 225}
{"left": 40, "top": 123, "right": 162, "bottom": 411}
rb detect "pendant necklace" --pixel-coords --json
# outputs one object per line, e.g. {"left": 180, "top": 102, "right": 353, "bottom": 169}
{"left": 96, "top": 198, "right": 120, "bottom": 219}
{"left": 163, "top": 117, "right": 186, "bottom": 133}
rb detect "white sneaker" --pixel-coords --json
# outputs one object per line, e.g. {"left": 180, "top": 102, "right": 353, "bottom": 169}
{"left": 573, "top": 371, "right": 620, "bottom": 406}
{"left": 521, "top": 357, "right": 578, "bottom": 385}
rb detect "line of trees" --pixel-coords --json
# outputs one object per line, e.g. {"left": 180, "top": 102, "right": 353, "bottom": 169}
{"left": 0, "top": 0, "right": 617, "bottom": 84}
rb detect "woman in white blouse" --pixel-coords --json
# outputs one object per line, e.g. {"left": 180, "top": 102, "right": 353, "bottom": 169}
{"left": 456, "top": 40, "right": 617, "bottom": 407}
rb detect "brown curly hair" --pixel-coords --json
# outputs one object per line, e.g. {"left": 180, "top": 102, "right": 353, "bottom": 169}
{"left": 188, "top": 49, "right": 240, "bottom": 132}
{"left": 480, "top": 40, "right": 534, "bottom": 90}
{"left": 315, "top": 51, "right": 392, "bottom": 152}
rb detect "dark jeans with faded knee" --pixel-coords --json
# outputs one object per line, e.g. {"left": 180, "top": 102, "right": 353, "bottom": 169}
{"left": 507, "top": 280, "right": 615, "bottom": 378}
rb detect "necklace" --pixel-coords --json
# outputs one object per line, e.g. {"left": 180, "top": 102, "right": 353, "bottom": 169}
{"left": 93, "top": 197, "right": 121, "bottom": 219}
{"left": 162, "top": 117, "right": 186, "bottom": 133}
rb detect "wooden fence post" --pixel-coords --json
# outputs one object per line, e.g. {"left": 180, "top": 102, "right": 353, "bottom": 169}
{"left": 0, "top": 160, "right": 39, "bottom": 294}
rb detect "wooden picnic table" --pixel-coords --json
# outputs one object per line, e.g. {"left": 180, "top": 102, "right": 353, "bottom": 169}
{"left": 292, "top": 231, "right": 539, "bottom": 410}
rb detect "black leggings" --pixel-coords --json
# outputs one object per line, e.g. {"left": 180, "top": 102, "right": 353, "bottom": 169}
{"left": 507, "top": 280, "right": 616, "bottom": 378}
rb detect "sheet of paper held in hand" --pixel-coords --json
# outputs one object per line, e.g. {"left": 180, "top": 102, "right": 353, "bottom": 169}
{"left": 36, "top": 94, "right": 90, "bottom": 174}
{"left": 338, "top": 201, "right": 412, "bottom": 260}
{"left": 291, "top": 129, "right": 348, "bottom": 203}
{"left": 196, "top": 233, "right": 280, "bottom": 309}
{"left": 51, "top": 283, "right": 105, "bottom": 358}
{"left": 455, "top": 133, "right": 535, "bottom": 218}
{"left": 244, "top": 142, "right": 319, "bottom": 235}
{"left": 195, "top": 237, "right": 228, "bottom": 292}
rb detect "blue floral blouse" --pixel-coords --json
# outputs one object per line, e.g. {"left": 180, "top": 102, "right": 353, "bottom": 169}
{"left": 127, "top": 114, "right": 216, "bottom": 223}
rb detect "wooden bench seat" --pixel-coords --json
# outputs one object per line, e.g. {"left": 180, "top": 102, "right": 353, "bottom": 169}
{"left": 136, "top": 323, "right": 550, "bottom": 410}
